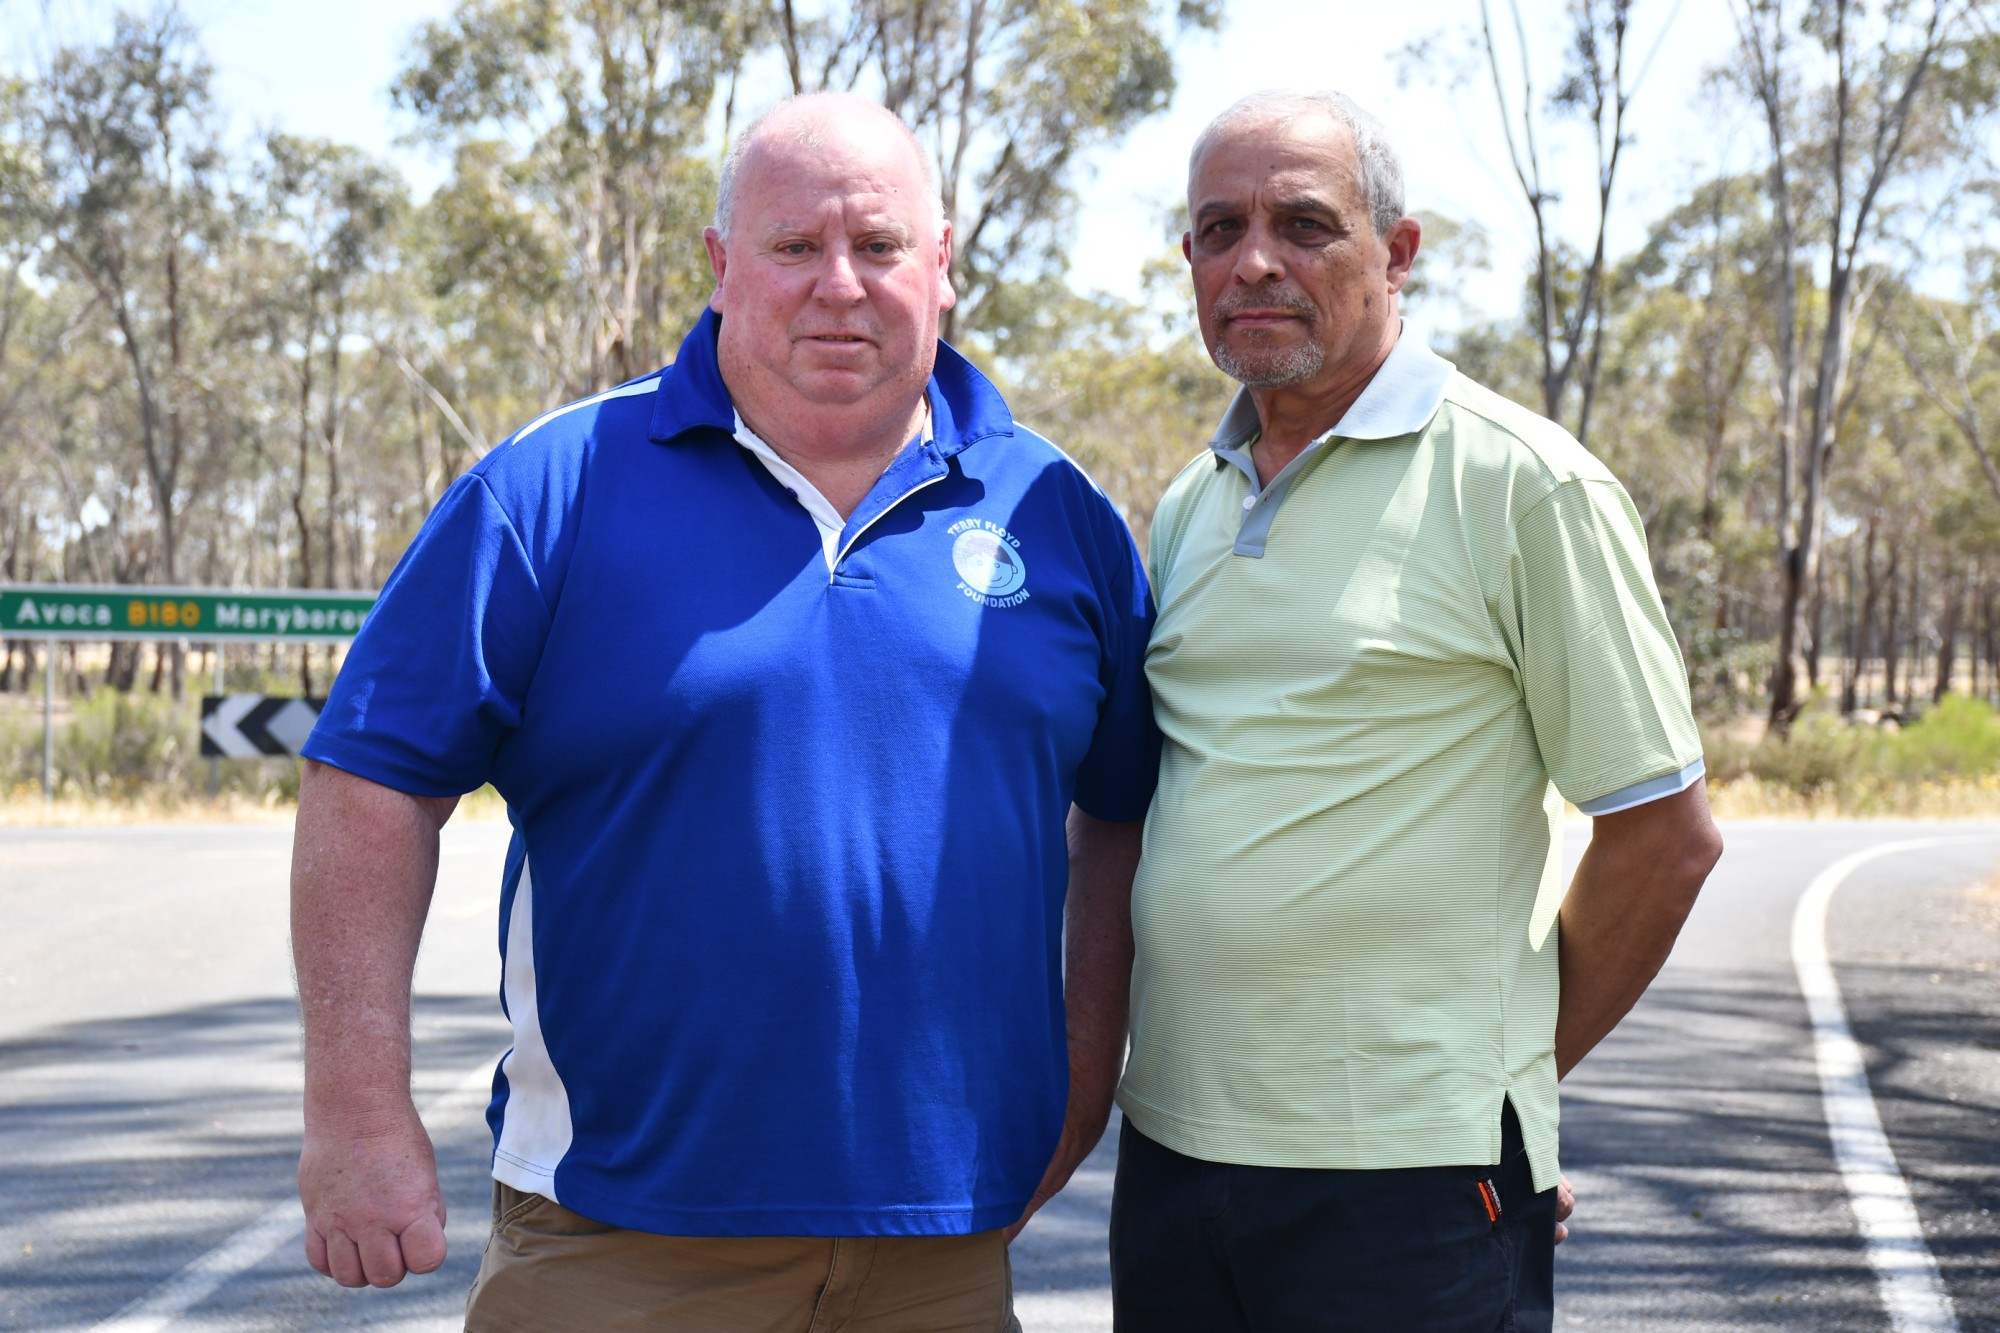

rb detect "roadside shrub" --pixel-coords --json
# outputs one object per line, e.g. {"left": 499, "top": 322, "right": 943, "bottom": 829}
{"left": 0, "top": 705, "right": 42, "bottom": 794}
{"left": 1880, "top": 695, "right": 2000, "bottom": 779}
{"left": 1746, "top": 712, "right": 1883, "bottom": 798}
{"left": 57, "top": 689, "right": 196, "bottom": 797}
{"left": 1704, "top": 694, "right": 2000, "bottom": 816}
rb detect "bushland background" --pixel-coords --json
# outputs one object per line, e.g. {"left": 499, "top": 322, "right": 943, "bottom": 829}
{"left": 1, "top": 0, "right": 1998, "bottom": 817}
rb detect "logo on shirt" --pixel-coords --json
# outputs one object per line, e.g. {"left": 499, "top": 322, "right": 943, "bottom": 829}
{"left": 949, "top": 520, "right": 1030, "bottom": 608}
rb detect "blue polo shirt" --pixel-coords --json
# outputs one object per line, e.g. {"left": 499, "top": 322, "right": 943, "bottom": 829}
{"left": 304, "top": 313, "right": 1158, "bottom": 1237}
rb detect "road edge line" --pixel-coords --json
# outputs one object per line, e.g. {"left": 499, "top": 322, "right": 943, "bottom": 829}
{"left": 1791, "top": 837, "right": 1979, "bottom": 1333}
{"left": 87, "top": 1060, "right": 496, "bottom": 1333}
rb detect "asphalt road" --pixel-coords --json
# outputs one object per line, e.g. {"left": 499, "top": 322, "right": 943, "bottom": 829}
{"left": 1, "top": 817, "right": 1995, "bottom": 1331}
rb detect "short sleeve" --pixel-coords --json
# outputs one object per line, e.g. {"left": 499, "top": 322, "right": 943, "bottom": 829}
{"left": 1507, "top": 477, "right": 1704, "bottom": 808}
{"left": 1071, "top": 511, "right": 1162, "bottom": 823}
{"left": 303, "top": 473, "right": 552, "bottom": 797}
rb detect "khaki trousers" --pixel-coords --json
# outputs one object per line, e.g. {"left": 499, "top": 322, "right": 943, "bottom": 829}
{"left": 465, "top": 1183, "right": 1022, "bottom": 1332}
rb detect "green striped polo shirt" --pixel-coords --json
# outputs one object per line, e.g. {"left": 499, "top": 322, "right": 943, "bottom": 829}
{"left": 1119, "top": 332, "right": 1704, "bottom": 1192}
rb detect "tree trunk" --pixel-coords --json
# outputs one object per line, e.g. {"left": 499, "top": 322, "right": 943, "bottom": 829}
{"left": 1884, "top": 548, "right": 1903, "bottom": 707}
{"left": 1905, "top": 557, "right": 1924, "bottom": 710}
{"left": 1857, "top": 519, "right": 1881, "bottom": 707}
{"left": 1806, "top": 538, "right": 1827, "bottom": 688}
{"left": 1934, "top": 565, "right": 1961, "bottom": 703}
{"left": 1840, "top": 541, "right": 1860, "bottom": 712}
{"left": 1976, "top": 580, "right": 1992, "bottom": 704}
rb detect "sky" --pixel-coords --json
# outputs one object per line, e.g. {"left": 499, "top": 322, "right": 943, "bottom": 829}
{"left": 5, "top": 0, "right": 1761, "bottom": 331}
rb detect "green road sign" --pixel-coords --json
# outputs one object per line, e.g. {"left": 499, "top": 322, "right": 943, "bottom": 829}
{"left": 0, "top": 583, "right": 377, "bottom": 643}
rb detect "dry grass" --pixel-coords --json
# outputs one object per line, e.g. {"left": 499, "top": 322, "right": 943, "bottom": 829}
{"left": 0, "top": 781, "right": 512, "bottom": 827}
{"left": 1704, "top": 773, "right": 2000, "bottom": 820}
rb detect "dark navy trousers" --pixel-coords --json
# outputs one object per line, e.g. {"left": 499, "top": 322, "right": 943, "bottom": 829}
{"left": 1109, "top": 1104, "right": 1556, "bottom": 1332}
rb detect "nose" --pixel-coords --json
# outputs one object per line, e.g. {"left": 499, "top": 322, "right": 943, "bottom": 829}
{"left": 814, "top": 242, "right": 867, "bottom": 306}
{"left": 1230, "top": 219, "right": 1286, "bottom": 287}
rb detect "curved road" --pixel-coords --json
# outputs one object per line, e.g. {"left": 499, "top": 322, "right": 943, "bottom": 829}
{"left": 0, "top": 818, "right": 1995, "bottom": 1331}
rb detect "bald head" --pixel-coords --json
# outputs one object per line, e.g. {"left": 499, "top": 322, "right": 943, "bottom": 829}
{"left": 701, "top": 88, "right": 955, "bottom": 459}
{"left": 715, "top": 93, "right": 943, "bottom": 240}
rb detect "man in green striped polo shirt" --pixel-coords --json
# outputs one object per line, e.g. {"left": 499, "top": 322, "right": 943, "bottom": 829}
{"left": 1109, "top": 90, "right": 1724, "bottom": 1332}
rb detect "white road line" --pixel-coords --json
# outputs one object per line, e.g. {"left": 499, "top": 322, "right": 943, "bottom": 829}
{"left": 1791, "top": 838, "right": 1987, "bottom": 1333}
{"left": 89, "top": 1061, "right": 497, "bottom": 1333}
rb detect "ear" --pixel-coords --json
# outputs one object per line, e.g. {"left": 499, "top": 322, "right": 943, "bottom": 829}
{"left": 704, "top": 227, "right": 728, "bottom": 313}
{"left": 936, "top": 219, "right": 957, "bottom": 314}
{"left": 1182, "top": 230, "right": 1194, "bottom": 265}
{"left": 1383, "top": 216, "right": 1421, "bottom": 296}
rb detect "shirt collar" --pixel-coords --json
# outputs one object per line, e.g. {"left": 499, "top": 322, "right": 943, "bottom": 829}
{"left": 1206, "top": 324, "right": 1456, "bottom": 455}
{"left": 648, "top": 309, "right": 1011, "bottom": 458}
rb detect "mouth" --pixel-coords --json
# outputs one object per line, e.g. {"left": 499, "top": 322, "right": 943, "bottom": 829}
{"left": 1224, "top": 312, "right": 1302, "bottom": 325}
{"left": 801, "top": 333, "right": 874, "bottom": 346}
{"left": 1220, "top": 312, "right": 1309, "bottom": 338}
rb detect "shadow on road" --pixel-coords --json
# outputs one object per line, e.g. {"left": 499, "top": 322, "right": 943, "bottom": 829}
{"left": 1558, "top": 970, "right": 1885, "bottom": 1330}
{"left": 0, "top": 992, "right": 508, "bottom": 1330}
{"left": 1841, "top": 955, "right": 2000, "bottom": 1329}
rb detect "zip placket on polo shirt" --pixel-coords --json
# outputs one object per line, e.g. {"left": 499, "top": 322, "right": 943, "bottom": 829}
{"left": 744, "top": 402, "right": 944, "bottom": 572}
{"left": 740, "top": 404, "right": 948, "bottom": 580}
{"left": 1206, "top": 325, "right": 1456, "bottom": 558}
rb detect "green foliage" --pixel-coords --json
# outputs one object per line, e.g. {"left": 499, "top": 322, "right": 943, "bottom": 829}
{"left": 0, "top": 689, "right": 303, "bottom": 803}
{"left": 1885, "top": 694, "right": 2000, "bottom": 778}
{"left": 0, "top": 703, "right": 41, "bottom": 792}
{"left": 5, "top": 0, "right": 2000, "bottom": 766}
{"left": 55, "top": 688, "right": 193, "bottom": 797}
{"left": 993, "top": 283, "right": 1232, "bottom": 554}
{"left": 1660, "top": 531, "right": 1772, "bottom": 719}
{"left": 394, "top": 0, "right": 742, "bottom": 395}
{"left": 1708, "top": 696, "right": 2000, "bottom": 812}
{"left": 776, "top": 0, "right": 1218, "bottom": 344}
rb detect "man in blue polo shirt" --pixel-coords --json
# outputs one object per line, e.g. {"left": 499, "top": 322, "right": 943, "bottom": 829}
{"left": 290, "top": 93, "right": 1156, "bottom": 1328}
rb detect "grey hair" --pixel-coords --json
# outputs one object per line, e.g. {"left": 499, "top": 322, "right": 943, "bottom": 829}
{"left": 713, "top": 92, "right": 944, "bottom": 238}
{"left": 1188, "top": 90, "right": 1407, "bottom": 237}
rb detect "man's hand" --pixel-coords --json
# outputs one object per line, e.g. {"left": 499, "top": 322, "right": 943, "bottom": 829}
{"left": 292, "top": 761, "right": 458, "bottom": 1286}
{"left": 1555, "top": 1174, "right": 1575, "bottom": 1244}
{"left": 299, "top": 1096, "right": 447, "bottom": 1288}
{"left": 1007, "top": 809, "right": 1143, "bottom": 1242}
{"left": 1556, "top": 780, "right": 1723, "bottom": 1077}
{"left": 1006, "top": 1121, "right": 1097, "bottom": 1244}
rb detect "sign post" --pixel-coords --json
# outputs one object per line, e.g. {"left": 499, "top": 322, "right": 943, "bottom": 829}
{"left": 2, "top": 584, "right": 377, "bottom": 800}
{"left": 42, "top": 646, "right": 53, "bottom": 805}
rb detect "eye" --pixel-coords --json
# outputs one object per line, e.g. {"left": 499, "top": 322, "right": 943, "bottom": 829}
{"left": 776, "top": 241, "right": 813, "bottom": 257}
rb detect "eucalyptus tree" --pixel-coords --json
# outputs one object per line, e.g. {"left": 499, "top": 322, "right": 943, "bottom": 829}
{"left": 1401, "top": 0, "right": 1659, "bottom": 449}
{"left": 768, "top": 0, "right": 1221, "bottom": 345}
{"left": 1731, "top": 0, "right": 1997, "bottom": 730}
{"left": 13, "top": 9, "right": 252, "bottom": 694}
{"left": 1888, "top": 242, "right": 2000, "bottom": 507}
{"left": 395, "top": 0, "right": 752, "bottom": 399}
{"left": 254, "top": 134, "right": 406, "bottom": 597}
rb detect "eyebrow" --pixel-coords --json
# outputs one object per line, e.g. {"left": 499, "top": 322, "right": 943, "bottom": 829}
{"left": 757, "top": 215, "right": 920, "bottom": 245}
{"left": 1191, "top": 192, "right": 1341, "bottom": 227}
{"left": 1270, "top": 194, "right": 1339, "bottom": 217}
{"left": 861, "top": 217, "right": 918, "bottom": 244}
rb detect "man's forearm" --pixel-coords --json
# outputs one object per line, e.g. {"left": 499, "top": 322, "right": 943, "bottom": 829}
{"left": 1062, "top": 808, "right": 1144, "bottom": 1138}
{"left": 1008, "top": 808, "right": 1143, "bottom": 1238}
{"left": 292, "top": 761, "right": 455, "bottom": 1117}
{"left": 1555, "top": 781, "right": 1722, "bottom": 1077}
{"left": 292, "top": 760, "right": 460, "bottom": 1287}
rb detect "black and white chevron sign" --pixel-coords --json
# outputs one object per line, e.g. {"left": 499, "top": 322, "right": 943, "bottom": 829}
{"left": 199, "top": 695, "right": 326, "bottom": 758}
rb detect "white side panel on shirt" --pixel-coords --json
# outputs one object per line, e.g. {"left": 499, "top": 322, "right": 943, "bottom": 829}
{"left": 491, "top": 858, "right": 575, "bottom": 1200}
